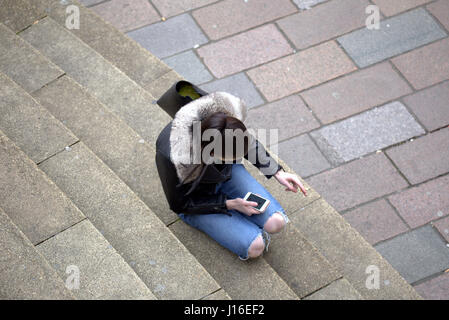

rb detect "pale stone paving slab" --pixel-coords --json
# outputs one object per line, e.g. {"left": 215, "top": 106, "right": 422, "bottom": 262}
{"left": 391, "top": 38, "right": 449, "bottom": 90}
{"left": 200, "top": 73, "right": 264, "bottom": 109}
{"left": 337, "top": 8, "right": 447, "bottom": 68}
{"left": 386, "top": 127, "right": 449, "bottom": 185}
{"left": 278, "top": 0, "right": 369, "bottom": 50}
{"left": 274, "top": 134, "right": 331, "bottom": 178}
{"left": 127, "top": 13, "right": 208, "bottom": 59}
{"left": 162, "top": 50, "right": 213, "bottom": 85}
{"left": 197, "top": 24, "right": 293, "bottom": 79}
{"left": 301, "top": 62, "right": 413, "bottom": 124}
{"left": 403, "top": 81, "right": 449, "bottom": 131}
{"left": 0, "top": 23, "right": 64, "bottom": 94}
{"left": 192, "top": 0, "right": 297, "bottom": 40}
{"left": 0, "top": 132, "right": 84, "bottom": 245}
{"left": 310, "top": 101, "right": 425, "bottom": 165}
{"left": 247, "top": 41, "right": 356, "bottom": 102}
{"left": 372, "top": 0, "right": 434, "bottom": 17}
{"left": 343, "top": 199, "right": 409, "bottom": 245}
{"left": 0, "top": 208, "right": 74, "bottom": 300}
{"left": 293, "top": 0, "right": 327, "bottom": 11}
{"left": 388, "top": 175, "right": 449, "bottom": 228}
{"left": 0, "top": 0, "right": 47, "bottom": 32}
{"left": 245, "top": 95, "right": 320, "bottom": 143}
{"left": 306, "top": 153, "right": 408, "bottom": 212}
{"left": 91, "top": 0, "right": 160, "bottom": 33}
{"left": 37, "top": 220, "right": 156, "bottom": 300}
{"left": 375, "top": 225, "right": 449, "bottom": 284}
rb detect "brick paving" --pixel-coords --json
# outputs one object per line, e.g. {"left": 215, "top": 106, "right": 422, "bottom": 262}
{"left": 83, "top": 0, "right": 449, "bottom": 298}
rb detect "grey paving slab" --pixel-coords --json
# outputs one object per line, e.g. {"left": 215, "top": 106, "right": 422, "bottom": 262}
{"left": 162, "top": 50, "right": 213, "bottom": 85}
{"left": 127, "top": 13, "right": 208, "bottom": 59}
{"left": 263, "top": 223, "right": 341, "bottom": 298}
{"left": 0, "top": 72, "right": 78, "bottom": 164}
{"left": 434, "top": 216, "right": 449, "bottom": 242}
{"left": 169, "top": 220, "right": 299, "bottom": 300}
{"left": 291, "top": 199, "right": 422, "bottom": 299}
{"left": 202, "top": 289, "right": 231, "bottom": 300}
{"left": 37, "top": 220, "right": 156, "bottom": 300}
{"left": 375, "top": 225, "right": 449, "bottom": 284}
{"left": 274, "top": 134, "right": 331, "bottom": 178}
{"left": 0, "top": 0, "right": 47, "bottom": 32}
{"left": 310, "top": 101, "right": 425, "bottom": 165}
{"left": 32, "top": 75, "right": 177, "bottom": 226}
{"left": 200, "top": 73, "right": 264, "bottom": 109}
{"left": 78, "top": 0, "right": 104, "bottom": 6}
{"left": 0, "top": 23, "right": 63, "bottom": 93}
{"left": 337, "top": 8, "right": 447, "bottom": 67}
{"left": 304, "top": 278, "right": 363, "bottom": 300}
{"left": 403, "top": 81, "right": 449, "bottom": 131}
{"left": 44, "top": 0, "right": 171, "bottom": 90}
{"left": 39, "top": 142, "right": 220, "bottom": 300}
{"left": 20, "top": 16, "right": 171, "bottom": 145}
{"left": 0, "top": 132, "right": 84, "bottom": 245}
{"left": 152, "top": 0, "right": 218, "bottom": 18}
{"left": 0, "top": 208, "right": 74, "bottom": 300}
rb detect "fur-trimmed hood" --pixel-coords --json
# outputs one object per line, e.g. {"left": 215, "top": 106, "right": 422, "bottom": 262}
{"left": 170, "top": 91, "right": 248, "bottom": 185}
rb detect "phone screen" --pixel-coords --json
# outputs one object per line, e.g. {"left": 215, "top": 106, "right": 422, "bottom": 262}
{"left": 247, "top": 193, "right": 267, "bottom": 210}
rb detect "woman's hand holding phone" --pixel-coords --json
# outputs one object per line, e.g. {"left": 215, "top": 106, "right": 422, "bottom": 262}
{"left": 226, "top": 198, "right": 261, "bottom": 216}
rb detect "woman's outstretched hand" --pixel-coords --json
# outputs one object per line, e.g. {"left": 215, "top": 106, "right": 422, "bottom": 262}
{"left": 226, "top": 198, "right": 261, "bottom": 216}
{"left": 274, "top": 169, "right": 307, "bottom": 196}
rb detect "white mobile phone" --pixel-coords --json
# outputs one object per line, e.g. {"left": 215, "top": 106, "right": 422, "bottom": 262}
{"left": 243, "top": 192, "right": 270, "bottom": 212}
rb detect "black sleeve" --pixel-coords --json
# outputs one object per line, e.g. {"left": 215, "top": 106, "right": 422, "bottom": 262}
{"left": 244, "top": 134, "right": 284, "bottom": 179}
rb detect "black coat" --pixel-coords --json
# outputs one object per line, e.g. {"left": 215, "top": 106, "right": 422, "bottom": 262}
{"left": 155, "top": 81, "right": 283, "bottom": 216}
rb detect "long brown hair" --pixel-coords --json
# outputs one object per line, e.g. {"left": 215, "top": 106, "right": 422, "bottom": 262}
{"left": 200, "top": 112, "right": 249, "bottom": 162}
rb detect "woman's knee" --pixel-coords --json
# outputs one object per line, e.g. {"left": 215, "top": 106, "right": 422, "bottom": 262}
{"left": 247, "top": 234, "right": 265, "bottom": 258}
{"left": 264, "top": 212, "right": 287, "bottom": 234}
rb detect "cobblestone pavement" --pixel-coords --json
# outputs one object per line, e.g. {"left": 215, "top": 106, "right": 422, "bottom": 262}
{"left": 82, "top": 0, "right": 449, "bottom": 299}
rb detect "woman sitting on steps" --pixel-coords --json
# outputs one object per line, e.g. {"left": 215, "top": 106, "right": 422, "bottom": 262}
{"left": 155, "top": 82, "right": 307, "bottom": 260}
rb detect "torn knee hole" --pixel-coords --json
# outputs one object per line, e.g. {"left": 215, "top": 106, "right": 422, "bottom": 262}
{"left": 264, "top": 212, "right": 286, "bottom": 234}
{"left": 247, "top": 235, "right": 265, "bottom": 258}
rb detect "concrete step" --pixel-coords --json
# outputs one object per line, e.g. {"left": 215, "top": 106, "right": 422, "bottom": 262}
{"left": 169, "top": 219, "right": 299, "bottom": 300}
{"left": 0, "top": 131, "right": 84, "bottom": 245}
{"left": 0, "top": 207, "right": 74, "bottom": 299}
{"left": 304, "top": 278, "right": 364, "bottom": 300}
{"left": 0, "top": 22, "right": 63, "bottom": 93}
{"left": 38, "top": 142, "right": 221, "bottom": 300}
{"left": 39, "top": 0, "right": 175, "bottom": 98}
{"left": 290, "top": 198, "right": 422, "bottom": 299}
{"left": 0, "top": 72, "right": 77, "bottom": 164}
{"left": 19, "top": 16, "right": 172, "bottom": 146}
{"left": 0, "top": 0, "right": 48, "bottom": 33}
{"left": 32, "top": 74, "right": 177, "bottom": 225}
{"left": 37, "top": 219, "right": 156, "bottom": 300}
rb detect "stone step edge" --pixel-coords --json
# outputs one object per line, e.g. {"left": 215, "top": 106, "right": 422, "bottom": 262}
{"left": 0, "top": 206, "right": 75, "bottom": 300}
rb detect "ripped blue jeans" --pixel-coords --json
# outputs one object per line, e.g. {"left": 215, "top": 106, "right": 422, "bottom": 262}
{"left": 178, "top": 163, "right": 289, "bottom": 260}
